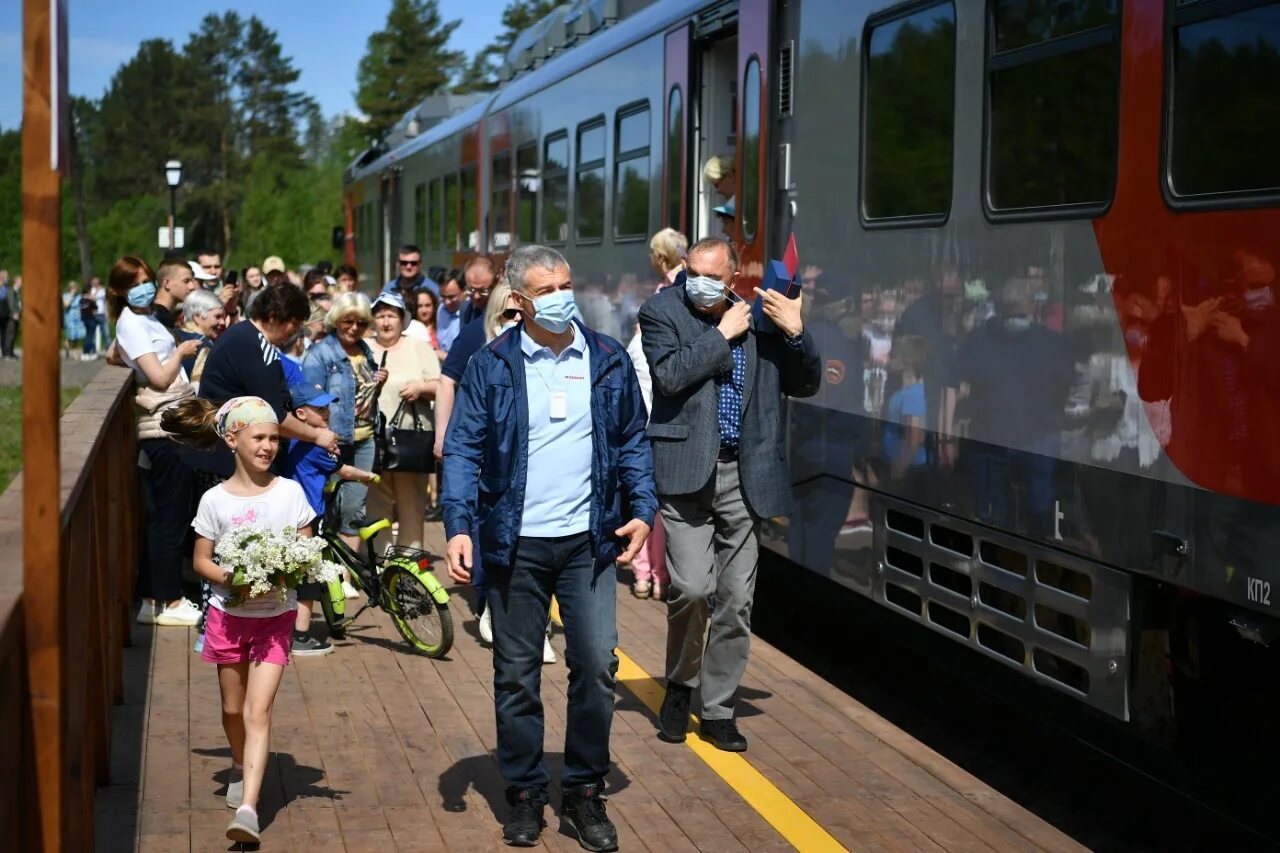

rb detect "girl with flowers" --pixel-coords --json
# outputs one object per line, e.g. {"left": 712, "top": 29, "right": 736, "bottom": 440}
{"left": 172, "top": 395, "right": 339, "bottom": 845}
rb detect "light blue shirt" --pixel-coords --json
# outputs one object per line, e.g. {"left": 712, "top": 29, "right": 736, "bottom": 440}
{"left": 437, "top": 303, "right": 462, "bottom": 351}
{"left": 520, "top": 325, "right": 593, "bottom": 537}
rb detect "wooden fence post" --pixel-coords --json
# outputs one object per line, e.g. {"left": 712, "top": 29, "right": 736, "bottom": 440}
{"left": 23, "top": 0, "right": 67, "bottom": 849}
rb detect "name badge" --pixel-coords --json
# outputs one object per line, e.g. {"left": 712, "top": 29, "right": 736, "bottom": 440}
{"left": 549, "top": 390, "right": 568, "bottom": 420}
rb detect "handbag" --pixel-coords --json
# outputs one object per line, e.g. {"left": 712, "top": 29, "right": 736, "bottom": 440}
{"left": 380, "top": 399, "right": 435, "bottom": 473}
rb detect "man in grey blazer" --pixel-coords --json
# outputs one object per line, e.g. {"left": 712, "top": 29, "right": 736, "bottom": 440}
{"left": 638, "top": 237, "right": 821, "bottom": 752}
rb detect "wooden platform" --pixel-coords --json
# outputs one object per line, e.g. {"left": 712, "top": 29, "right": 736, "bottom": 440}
{"left": 96, "top": 524, "right": 1087, "bottom": 852}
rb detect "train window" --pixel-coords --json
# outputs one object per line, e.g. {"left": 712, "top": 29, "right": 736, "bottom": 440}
{"left": 427, "top": 179, "right": 441, "bottom": 251}
{"left": 862, "top": 2, "right": 955, "bottom": 223}
{"left": 414, "top": 183, "right": 426, "bottom": 249}
{"left": 741, "top": 57, "right": 761, "bottom": 242}
{"left": 443, "top": 172, "right": 459, "bottom": 250}
{"left": 461, "top": 165, "right": 478, "bottom": 251}
{"left": 576, "top": 119, "right": 606, "bottom": 242}
{"left": 491, "top": 151, "right": 512, "bottom": 251}
{"left": 666, "top": 86, "right": 683, "bottom": 229}
{"left": 1168, "top": 0, "right": 1280, "bottom": 202}
{"left": 516, "top": 143, "right": 538, "bottom": 243}
{"left": 543, "top": 132, "right": 569, "bottom": 243}
{"left": 614, "top": 104, "right": 650, "bottom": 240}
{"left": 985, "top": 0, "right": 1120, "bottom": 214}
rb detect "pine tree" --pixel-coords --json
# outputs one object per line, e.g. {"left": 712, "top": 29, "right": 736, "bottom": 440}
{"left": 237, "top": 16, "right": 315, "bottom": 172}
{"left": 356, "top": 0, "right": 464, "bottom": 143}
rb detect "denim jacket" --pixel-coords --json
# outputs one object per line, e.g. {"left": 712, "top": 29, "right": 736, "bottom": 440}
{"left": 300, "top": 333, "right": 374, "bottom": 443}
{"left": 442, "top": 321, "right": 658, "bottom": 568}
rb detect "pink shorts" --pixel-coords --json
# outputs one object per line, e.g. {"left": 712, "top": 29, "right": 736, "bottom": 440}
{"left": 200, "top": 608, "right": 293, "bottom": 667}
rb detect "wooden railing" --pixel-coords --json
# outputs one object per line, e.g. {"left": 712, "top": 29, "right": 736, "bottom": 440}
{"left": 0, "top": 367, "right": 139, "bottom": 850}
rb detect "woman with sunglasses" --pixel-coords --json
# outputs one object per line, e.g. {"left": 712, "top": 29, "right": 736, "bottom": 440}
{"left": 482, "top": 282, "right": 521, "bottom": 342}
{"left": 301, "top": 292, "right": 387, "bottom": 552}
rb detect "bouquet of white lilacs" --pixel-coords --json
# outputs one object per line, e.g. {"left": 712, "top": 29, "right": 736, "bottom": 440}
{"left": 213, "top": 526, "right": 342, "bottom": 606}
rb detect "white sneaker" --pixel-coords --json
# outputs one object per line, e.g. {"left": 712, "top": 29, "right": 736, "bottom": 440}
{"left": 342, "top": 580, "right": 360, "bottom": 599}
{"left": 226, "top": 770, "right": 243, "bottom": 809}
{"left": 542, "top": 634, "right": 557, "bottom": 665}
{"left": 136, "top": 600, "right": 158, "bottom": 625}
{"left": 478, "top": 606, "right": 493, "bottom": 644}
{"left": 154, "top": 598, "right": 200, "bottom": 627}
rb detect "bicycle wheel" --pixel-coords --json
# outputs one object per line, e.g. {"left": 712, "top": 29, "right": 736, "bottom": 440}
{"left": 384, "top": 568, "right": 453, "bottom": 658}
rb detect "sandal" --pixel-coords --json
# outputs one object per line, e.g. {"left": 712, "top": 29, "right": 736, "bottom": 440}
{"left": 651, "top": 582, "right": 666, "bottom": 601}
{"left": 632, "top": 580, "right": 652, "bottom": 599}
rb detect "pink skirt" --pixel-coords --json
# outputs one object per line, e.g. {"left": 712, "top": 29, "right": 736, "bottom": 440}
{"left": 200, "top": 607, "right": 293, "bottom": 667}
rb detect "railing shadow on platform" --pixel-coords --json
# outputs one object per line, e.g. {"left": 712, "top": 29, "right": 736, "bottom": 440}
{"left": 0, "top": 367, "right": 140, "bottom": 851}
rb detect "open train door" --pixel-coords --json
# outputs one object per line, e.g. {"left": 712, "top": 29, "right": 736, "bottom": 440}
{"left": 663, "top": 23, "right": 690, "bottom": 236}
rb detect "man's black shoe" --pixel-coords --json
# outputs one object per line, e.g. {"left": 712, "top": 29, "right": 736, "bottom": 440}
{"left": 699, "top": 717, "right": 748, "bottom": 752}
{"left": 502, "top": 788, "right": 546, "bottom": 847}
{"left": 560, "top": 783, "right": 618, "bottom": 852}
{"left": 657, "top": 681, "right": 692, "bottom": 743}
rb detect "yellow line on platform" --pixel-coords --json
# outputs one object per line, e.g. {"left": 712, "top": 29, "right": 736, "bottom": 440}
{"left": 550, "top": 600, "right": 847, "bottom": 853}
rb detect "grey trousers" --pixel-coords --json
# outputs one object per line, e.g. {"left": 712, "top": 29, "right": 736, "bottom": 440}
{"left": 660, "top": 459, "right": 759, "bottom": 720}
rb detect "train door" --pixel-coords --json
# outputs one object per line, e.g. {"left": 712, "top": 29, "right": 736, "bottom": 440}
{"left": 687, "top": 0, "right": 771, "bottom": 287}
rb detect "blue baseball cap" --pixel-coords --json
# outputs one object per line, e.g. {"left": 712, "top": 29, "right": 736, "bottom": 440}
{"left": 290, "top": 381, "right": 338, "bottom": 408}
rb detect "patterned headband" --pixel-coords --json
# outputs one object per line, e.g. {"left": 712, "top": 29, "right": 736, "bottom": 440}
{"left": 215, "top": 396, "right": 278, "bottom": 437}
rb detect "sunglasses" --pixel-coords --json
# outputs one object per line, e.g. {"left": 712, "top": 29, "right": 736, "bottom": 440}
{"left": 467, "top": 287, "right": 491, "bottom": 297}
{"left": 337, "top": 318, "right": 369, "bottom": 328}
{"left": 398, "top": 259, "right": 421, "bottom": 267}
{"left": 501, "top": 308, "right": 521, "bottom": 321}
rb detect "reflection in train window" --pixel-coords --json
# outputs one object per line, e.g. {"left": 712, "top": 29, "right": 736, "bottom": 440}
{"left": 460, "top": 166, "right": 478, "bottom": 250}
{"left": 986, "top": 0, "right": 1120, "bottom": 213}
{"left": 993, "top": 0, "right": 1115, "bottom": 53}
{"left": 741, "top": 57, "right": 761, "bottom": 242}
{"left": 863, "top": 2, "right": 955, "bottom": 222}
{"left": 413, "top": 183, "right": 426, "bottom": 249}
{"left": 577, "top": 119, "right": 606, "bottom": 242}
{"left": 443, "top": 172, "right": 459, "bottom": 250}
{"left": 427, "top": 179, "right": 441, "bottom": 251}
{"left": 516, "top": 143, "right": 538, "bottom": 243}
{"left": 491, "top": 150, "right": 512, "bottom": 251}
{"left": 543, "top": 132, "right": 569, "bottom": 243}
{"left": 615, "top": 104, "right": 650, "bottom": 239}
{"left": 666, "top": 86, "right": 683, "bottom": 229}
{"left": 1169, "top": 0, "right": 1280, "bottom": 200}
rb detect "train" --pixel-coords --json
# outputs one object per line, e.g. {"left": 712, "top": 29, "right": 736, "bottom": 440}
{"left": 343, "top": 0, "right": 1280, "bottom": 736}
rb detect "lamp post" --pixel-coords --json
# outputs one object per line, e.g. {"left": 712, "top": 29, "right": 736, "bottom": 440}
{"left": 164, "top": 159, "right": 182, "bottom": 250}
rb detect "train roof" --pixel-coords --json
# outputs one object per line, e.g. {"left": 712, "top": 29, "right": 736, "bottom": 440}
{"left": 346, "top": 0, "right": 707, "bottom": 184}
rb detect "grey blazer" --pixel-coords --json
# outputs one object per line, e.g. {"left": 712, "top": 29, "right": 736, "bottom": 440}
{"left": 638, "top": 284, "right": 822, "bottom": 519}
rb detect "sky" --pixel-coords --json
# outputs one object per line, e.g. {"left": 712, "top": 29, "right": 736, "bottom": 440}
{"left": 0, "top": 0, "right": 511, "bottom": 130}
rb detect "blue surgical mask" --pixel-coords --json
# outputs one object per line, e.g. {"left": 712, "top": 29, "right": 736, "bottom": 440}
{"left": 685, "top": 275, "right": 726, "bottom": 308}
{"left": 526, "top": 289, "right": 577, "bottom": 334}
{"left": 127, "top": 281, "right": 157, "bottom": 308}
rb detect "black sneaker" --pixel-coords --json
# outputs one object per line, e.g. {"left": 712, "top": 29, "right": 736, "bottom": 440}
{"left": 423, "top": 503, "right": 443, "bottom": 522}
{"left": 699, "top": 717, "right": 748, "bottom": 752}
{"left": 502, "top": 788, "right": 546, "bottom": 847}
{"left": 291, "top": 633, "right": 334, "bottom": 657}
{"left": 657, "top": 681, "right": 692, "bottom": 743}
{"left": 560, "top": 783, "right": 618, "bottom": 852}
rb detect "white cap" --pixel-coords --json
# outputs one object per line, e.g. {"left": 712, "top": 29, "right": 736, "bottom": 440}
{"left": 188, "top": 261, "right": 217, "bottom": 281}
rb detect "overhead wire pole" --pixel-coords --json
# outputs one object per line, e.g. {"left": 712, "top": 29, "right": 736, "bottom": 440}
{"left": 23, "top": 0, "right": 67, "bottom": 849}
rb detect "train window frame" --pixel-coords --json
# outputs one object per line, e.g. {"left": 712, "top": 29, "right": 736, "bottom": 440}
{"left": 1161, "top": 0, "right": 1280, "bottom": 211}
{"left": 665, "top": 85, "right": 684, "bottom": 231}
{"left": 613, "top": 100, "right": 651, "bottom": 242}
{"left": 858, "top": 0, "right": 957, "bottom": 230}
{"left": 741, "top": 55, "right": 762, "bottom": 243}
{"left": 575, "top": 117, "right": 608, "bottom": 245}
{"left": 413, "top": 182, "right": 427, "bottom": 250}
{"left": 516, "top": 142, "right": 538, "bottom": 244}
{"left": 541, "top": 130, "right": 570, "bottom": 245}
{"left": 460, "top": 164, "right": 479, "bottom": 252}
{"left": 981, "top": 0, "right": 1124, "bottom": 222}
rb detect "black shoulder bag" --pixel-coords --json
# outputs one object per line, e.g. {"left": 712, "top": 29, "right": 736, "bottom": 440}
{"left": 380, "top": 399, "right": 435, "bottom": 473}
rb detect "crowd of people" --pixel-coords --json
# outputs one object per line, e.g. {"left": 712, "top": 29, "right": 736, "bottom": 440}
{"left": 86, "top": 204, "right": 820, "bottom": 847}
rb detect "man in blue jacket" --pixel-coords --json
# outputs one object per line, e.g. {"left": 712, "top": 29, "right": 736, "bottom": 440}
{"left": 442, "top": 244, "right": 656, "bottom": 852}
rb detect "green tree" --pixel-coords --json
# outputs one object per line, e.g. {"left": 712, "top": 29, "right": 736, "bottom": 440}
{"left": 356, "top": 0, "right": 464, "bottom": 142}
{"left": 455, "top": 0, "right": 559, "bottom": 92}
{"left": 0, "top": 128, "right": 20, "bottom": 272}
{"left": 237, "top": 16, "right": 315, "bottom": 171}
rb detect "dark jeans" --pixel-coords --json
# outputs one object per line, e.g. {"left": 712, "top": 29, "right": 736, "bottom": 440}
{"left": 487, "top": 532, "right": 618, "bottom": 795}
{"left": 0, "top": 316, "right": 10, "bottom": 356}
{"left": 138, "top": 437, "right": 195, "bottom": 601}
{"left": 82, "top": 314, "right": 98, "bottom": 354}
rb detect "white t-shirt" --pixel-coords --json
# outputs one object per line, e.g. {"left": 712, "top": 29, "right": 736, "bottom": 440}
{"left": 191, "top": 477, "right": 316, "bottom": 618}
{"left": 115, "top": 308, "right": 186, "bottom": 383}
{"left": 404, "top": 318, "right": 432, "bottom": 344}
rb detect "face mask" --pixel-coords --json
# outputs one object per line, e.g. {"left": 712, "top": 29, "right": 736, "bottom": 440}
{"left": 127, "top": 281, "right": 157, "bottom": 308}
{"left": 685, "top": 275, "right": 726, "bottom": 308}
{"left": 526, "top": 289, "right": 577, "bottom": 334}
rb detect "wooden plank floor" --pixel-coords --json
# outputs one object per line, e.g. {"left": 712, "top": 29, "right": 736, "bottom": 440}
{"left": 96, "top": 523, "right": 1087, "bottom": 852}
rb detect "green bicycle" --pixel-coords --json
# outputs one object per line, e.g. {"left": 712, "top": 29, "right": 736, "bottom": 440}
{"left": 317, "top": 483, "right": 453, "bottom": 658}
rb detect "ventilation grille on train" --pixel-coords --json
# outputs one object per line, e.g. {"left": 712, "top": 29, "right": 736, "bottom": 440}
{"left": 778, "top": 40, "right": 795, "bottom": 119}
{"left": 875, "top": 498, "right": 1131, "bottom": 720}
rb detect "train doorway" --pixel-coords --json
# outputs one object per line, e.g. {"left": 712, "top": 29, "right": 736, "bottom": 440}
{"left": 692, "top": 29, "right": 738, "bottom": 242}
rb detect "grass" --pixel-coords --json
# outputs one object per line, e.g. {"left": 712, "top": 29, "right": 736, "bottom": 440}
{"left": 0, "top": 386, "right": 83, "bottom": 491}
